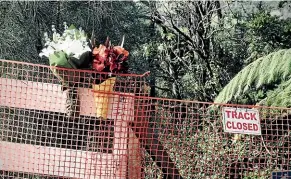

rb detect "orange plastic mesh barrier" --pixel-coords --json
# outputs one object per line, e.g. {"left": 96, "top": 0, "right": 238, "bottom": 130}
{"left": 1, "top": 59, "right": 291, "bottom": 179}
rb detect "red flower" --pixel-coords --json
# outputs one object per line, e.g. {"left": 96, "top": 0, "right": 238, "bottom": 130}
{"left": 92, "top": 59, "right": 105, "bottom": 71}
{"left": 92, "top": 38, "right": 129, "bottom": 73}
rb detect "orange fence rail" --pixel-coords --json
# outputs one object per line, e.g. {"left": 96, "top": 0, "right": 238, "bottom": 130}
{"left": 0, "top": 59, "right": 291, "bottom": 179}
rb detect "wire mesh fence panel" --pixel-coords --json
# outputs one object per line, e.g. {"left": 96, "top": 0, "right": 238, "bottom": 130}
{"left": 0, "top": 59, "right": 291, "bottom": 179}
{"left": 0, "top": 60, "right": 148, "bottom": 179}
{"left": 133, "top": 97, "right": 291, "bottom": 179}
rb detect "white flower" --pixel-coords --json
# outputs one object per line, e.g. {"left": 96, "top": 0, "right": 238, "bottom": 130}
{"left": 39, "top": 46, "right": 55, "bottom": 58}
{"left": 39, "top": 22, "right": 91, "bottom": 59}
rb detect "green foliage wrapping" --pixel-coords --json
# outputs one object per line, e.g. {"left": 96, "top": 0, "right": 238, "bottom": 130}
{"left": 49, "top": 51, "right": 72, "bottom": 68}
{"left": 214, "top": 49, "right": 291, "bottom": 106}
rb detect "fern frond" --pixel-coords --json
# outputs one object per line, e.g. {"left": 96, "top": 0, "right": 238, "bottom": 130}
{"left": 215, "top": 49, "right": 291, "bottom": 104}
{"left": 256, "top": 52, "right": 275, "bottom": 88}
{"left": 259, "top": 79, "right": 291, "bottom": 107}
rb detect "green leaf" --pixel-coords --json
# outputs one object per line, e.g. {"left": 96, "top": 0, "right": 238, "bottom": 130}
{"left": 67, "top": 24, "right": 77, "bottom": 30}
{"left": 49, "top": 51, "right": 72, "bottom": 68}
{"left": 166, "top": 33, "right": 175, "bottom": 40}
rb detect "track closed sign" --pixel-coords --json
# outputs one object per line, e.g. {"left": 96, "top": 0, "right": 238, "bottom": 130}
{"left": 222, "top": 107, "right": 261, "bottom": 135}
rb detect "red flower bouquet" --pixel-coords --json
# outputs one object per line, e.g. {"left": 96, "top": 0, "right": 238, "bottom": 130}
{"left": 92, "top": 37, "right": 129, "bottom": 74}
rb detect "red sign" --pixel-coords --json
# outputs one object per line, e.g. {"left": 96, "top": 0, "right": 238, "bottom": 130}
{"left": 222, "top": 107, "right": 261, "bottom": 135}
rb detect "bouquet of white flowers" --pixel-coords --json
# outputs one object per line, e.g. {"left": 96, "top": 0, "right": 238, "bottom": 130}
{"left": 39, "top": 23, "right": 94, "bottom": 90}
{"left": 39, "top": 22, "right": 93, "bottom": 118}
{"left": 40, "top": 22, "right": 92, "bottom": 69}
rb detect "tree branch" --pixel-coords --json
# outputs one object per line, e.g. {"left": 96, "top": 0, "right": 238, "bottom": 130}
{"left": 154, "top": 85, "right": 172, "bottom": 92}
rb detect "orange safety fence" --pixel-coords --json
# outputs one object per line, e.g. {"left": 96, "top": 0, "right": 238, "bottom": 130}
{"left": 0, "top": 59, "right": 291, "bottom": 179}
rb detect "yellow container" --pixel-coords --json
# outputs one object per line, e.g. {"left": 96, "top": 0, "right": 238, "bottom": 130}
{"left": 92, "top": 77, "right": 116, "bottom": 119}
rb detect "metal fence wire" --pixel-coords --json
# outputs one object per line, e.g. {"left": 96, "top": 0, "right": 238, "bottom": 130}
{"left": 0, "top": 59, "right": 291, "bottom": 179}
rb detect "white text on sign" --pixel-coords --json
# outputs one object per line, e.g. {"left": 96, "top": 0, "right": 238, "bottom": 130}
{"left": 222, "top": 107, "right": 261, "bottom": 135}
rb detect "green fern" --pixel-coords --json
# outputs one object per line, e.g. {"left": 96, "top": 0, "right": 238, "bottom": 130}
{"left": 260, "top": 79, "right": 291, "bottom": 107}
{"left": 255, "top": 52, "right": 274, "bottom": 88}
{"left": 215, "top": 49, "right": 291, "bottom": 106}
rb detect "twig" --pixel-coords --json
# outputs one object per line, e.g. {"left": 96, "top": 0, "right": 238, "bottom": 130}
{"left": 261, "top": 136, "right": 272, "bottom": 156}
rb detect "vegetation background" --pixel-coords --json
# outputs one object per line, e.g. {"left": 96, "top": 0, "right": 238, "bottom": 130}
{"left": 1, "top": 1, "right": 291, "bottom": 178}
